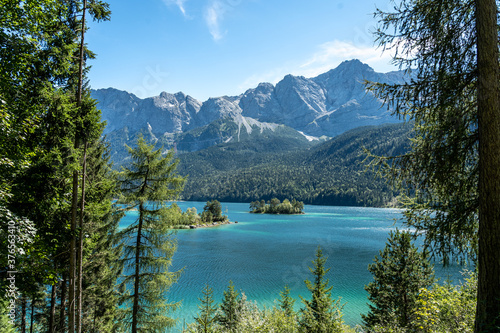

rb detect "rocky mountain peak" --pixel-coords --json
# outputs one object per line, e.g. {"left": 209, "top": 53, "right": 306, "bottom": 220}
{"left": 92, "top": 59, "right": 406, "bottom": 150}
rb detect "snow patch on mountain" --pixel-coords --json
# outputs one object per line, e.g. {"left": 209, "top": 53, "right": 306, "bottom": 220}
{"left": 298, "top": 131, "right": 322, "bottom": 142}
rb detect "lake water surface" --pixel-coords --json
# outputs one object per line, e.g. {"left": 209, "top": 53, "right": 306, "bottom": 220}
{"left": 120, "top": 202, "right": 465, "bottom": 330}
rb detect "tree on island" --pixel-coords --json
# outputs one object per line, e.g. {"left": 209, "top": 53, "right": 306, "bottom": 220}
{"left": 117, "top": 136, "right": 185, "bottom": 332}
{"left": 250, "top": 198, "right": 304, "bottom": 214}
{"left": 201, "top": 200, "right": 227, "bottom": 223}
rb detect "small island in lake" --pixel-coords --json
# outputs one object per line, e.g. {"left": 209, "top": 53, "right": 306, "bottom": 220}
{"left": 172, "top": 200, "right": 233, "bottom": 229}
{"left": 250, "top": 198, "right": 305, "bottom": 214}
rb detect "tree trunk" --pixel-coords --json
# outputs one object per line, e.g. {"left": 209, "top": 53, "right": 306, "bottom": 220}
{"left": 72, "top": 1, "right": 87, "bottom": 331}
{"left": 76, "top": 141, "right": 87, "bottom": 333}
{"left": 132, "top": 203, "right": 144, "bottom": 333}
{"left": 30, "top": 298, "right": 34, "bottom": 333}
{"left": 49, "top": 283, "right": 57, "bottom": 333}
{"left": 69, "top": 169, "right": 78, "bottom": 333}
{"left": 59, "top": 274, "right": 67, "bottom": 332}
{"left": 475, "top": 0, "right": 500, "bottom": 331}
{"left": 21, "top": 296, "right": 26, "bottom": 333}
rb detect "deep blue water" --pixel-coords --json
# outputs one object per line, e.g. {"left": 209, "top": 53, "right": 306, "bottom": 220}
{"left": 120, "top": 202, "right": 465, "bottom": 330}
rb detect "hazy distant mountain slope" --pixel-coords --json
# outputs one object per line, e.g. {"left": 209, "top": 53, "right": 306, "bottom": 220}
{"left": 106, "top": 117, "right": 321, "bottom": 168}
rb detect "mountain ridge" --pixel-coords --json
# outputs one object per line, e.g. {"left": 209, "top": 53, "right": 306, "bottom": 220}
{"left": 92, "top": 59, "right": 405, "bottom": 146}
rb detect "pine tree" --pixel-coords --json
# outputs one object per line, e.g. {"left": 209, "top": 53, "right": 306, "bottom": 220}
{"left": 217, "top": 281, "right": 243, "bottom": 331}
{"left": 79, "top": 139, "right": 123, "bottom": 332}
{"left": 118, "top": 135, "right": 185, "bottom": 332}
{"left": 369, "top": 0, "right": 500, "bottom": 330}
{"left": 362, "top": 230, "right": 434, "bottom": 330}
{"left": 279, "top": 285, "right": 296, "bottom": 317}
{"left": 299, "top": 246, "right": 343, "bottom": 333}
{"left": 194, "top": 284, "right": 218, "bottom": 333}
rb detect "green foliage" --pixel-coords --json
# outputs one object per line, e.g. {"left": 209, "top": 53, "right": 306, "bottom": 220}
{"left": 299, "top": 247, "right": 344, "bottom": 333}
{"left": 362, "top": 230, "right": 435, "bottom": 331}
{"left": 279, "top": 285, "right": 296, "bottom": 317}
{"left": 201, "top": 200, "right": 227, "bottom": 223}
{"left": 250, "top": 198, "right": 304, "bottom": 214}
{"left": 0, "top": 299, "right": 15, "bottom": 333}
{"left": 188, "top": 302, "right": 301, "bottom": 333}
{"left": 216, "top": 281, "right": 244, "bottom": 331}
{"left": 367, "top": 0, "right": 478, "bottom": 264}
{"left": 193, "top": 284, "right": 219, "bottom": 333}
{"left": 234, "top": 301, "right": 300, "bottom": 333}
{"left": 118, "top": 135, "right": 185, "bottom": 332}
{"left": 413, "top": 271, "right": 477, "bottom": 333}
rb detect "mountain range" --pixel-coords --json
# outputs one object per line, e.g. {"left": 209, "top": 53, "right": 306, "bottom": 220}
{"left": 91, "top": 59, "right": 406, "bottom": 162}
{"left": 91, "top": 59, "right": 412, "bottom": 206}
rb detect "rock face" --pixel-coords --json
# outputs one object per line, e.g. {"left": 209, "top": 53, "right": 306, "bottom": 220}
{"left": 92, "top": 89, "right": 202, "bottom": 134}
{"left": 92, "top": 59, "right": 406, "bottom": 153}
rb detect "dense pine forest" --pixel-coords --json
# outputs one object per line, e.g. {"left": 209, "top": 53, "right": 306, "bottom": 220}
{"left": 1, "top": 0, "right": 500, "bottom": 332}
{"left": 177, "top": 123, "right": 412, "bottom": 207}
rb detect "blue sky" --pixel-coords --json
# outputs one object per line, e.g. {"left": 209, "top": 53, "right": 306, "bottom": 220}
{"left": 87, "top": 0, "right": 397, "bottom": 101}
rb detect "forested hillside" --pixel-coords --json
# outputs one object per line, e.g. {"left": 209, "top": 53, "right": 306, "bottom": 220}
{"left": 177, "top": 123, "right": 413, "bottom": 207}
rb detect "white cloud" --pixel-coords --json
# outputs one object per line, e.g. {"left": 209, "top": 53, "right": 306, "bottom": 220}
{"left": 204, "top": 1, "right": 227, "bottom": 41}
{"left": 299, "top": 40, "right": 396, "bottom": 77}
{"left": 238, "top": 40, "right": 398, "bottom": 93}
{"left": 163, "top": 0, "right": 188, "bottom": 17}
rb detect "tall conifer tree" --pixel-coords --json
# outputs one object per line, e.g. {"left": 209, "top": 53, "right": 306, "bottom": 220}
{"left": 362, "top": 230, "right": 434, "bottom": 330}
{"left": 118, "top": 135, "right": 185, "bottom": 332}
{"left": 0, "top": 1, "right": 117, "bottom": 331}
{"left": 474, "top": 0, "right": 500, "bottom": 330}
{"left": 279, "top": 285, "right": 296, "bottom": 318}
{"left": 194, "top": 284, "right": 218, "bottom": 333}
{"left": 299, "top": 247, "right": 343, "bottom": 333}
{"left": 217, "top": 281, "right": 243, "bottom": 331}
{"left": 369, "top": 0, "right": 500, "bottom": 330}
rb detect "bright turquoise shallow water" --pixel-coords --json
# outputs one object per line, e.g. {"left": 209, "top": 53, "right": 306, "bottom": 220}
{"left": 120, "top": 202, "right": 465, "bottom": 330}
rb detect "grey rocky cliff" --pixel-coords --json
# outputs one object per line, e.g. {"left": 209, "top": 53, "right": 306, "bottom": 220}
{"left": 92, "top": 88, "right": 201, "bottom": 135}
{"left": 92, "top": 59, "right": 406, "bottom": 152}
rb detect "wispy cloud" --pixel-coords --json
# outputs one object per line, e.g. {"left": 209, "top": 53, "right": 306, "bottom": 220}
{"left": 238, "top": 40, "right": 397, "bottom": 92}
{"left": 299, "top": 40, "right": 395, "bottom": 76}
{"left": 204, "top": 1, "right": 227, "bottom": 41}
{"left": 163, "top": 0, "right": 188, "bottom": 17}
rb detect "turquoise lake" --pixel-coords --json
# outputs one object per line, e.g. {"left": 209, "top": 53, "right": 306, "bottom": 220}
{"left": 120, "top": 202, "right": 466, "bottom": 330}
